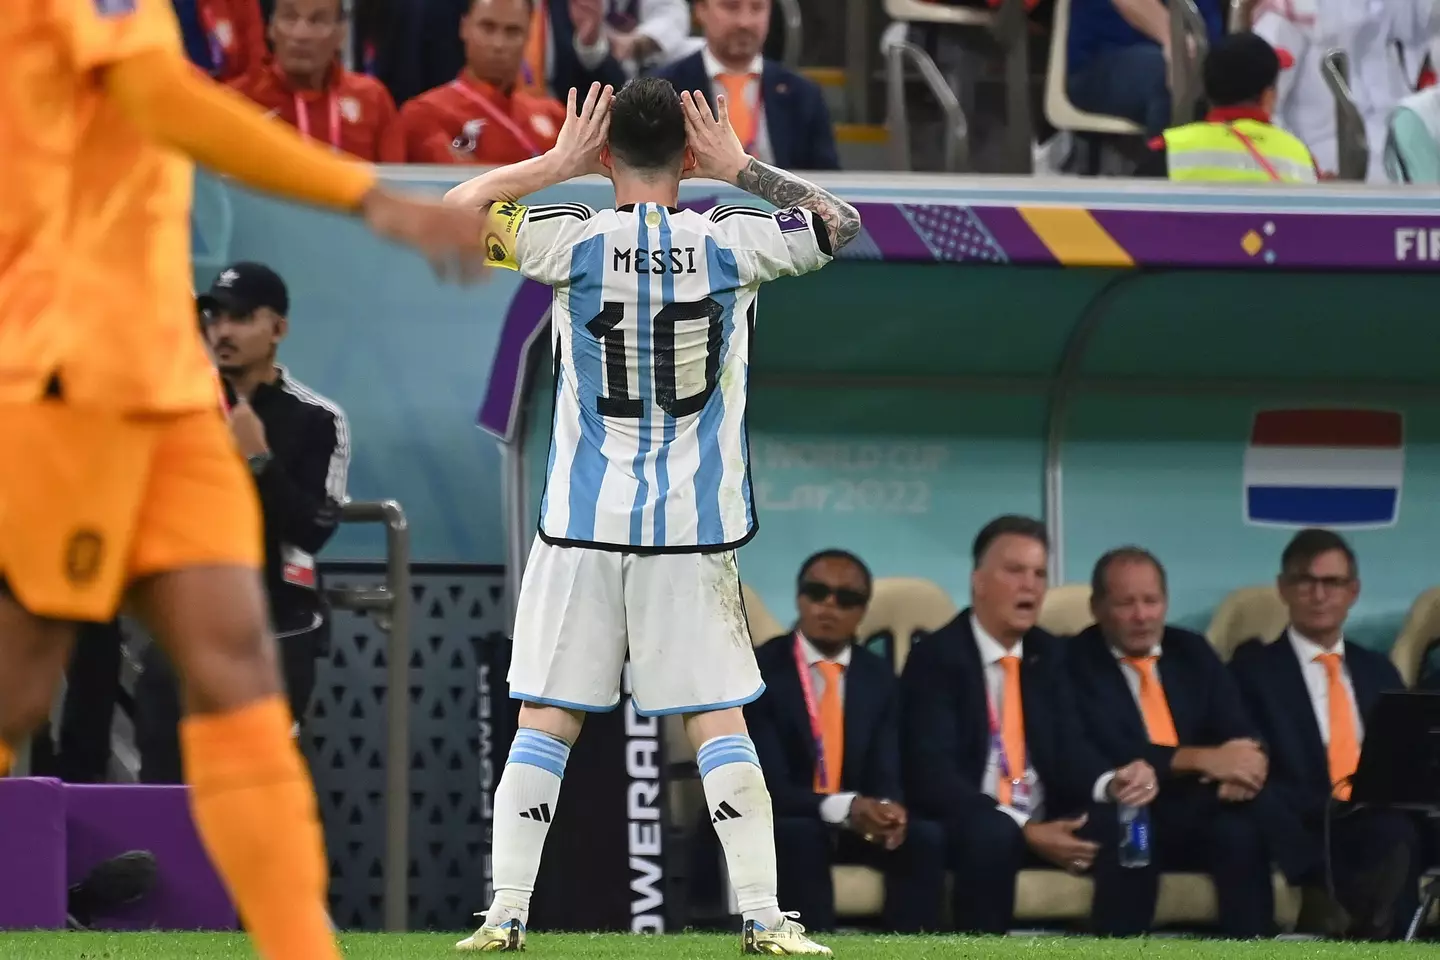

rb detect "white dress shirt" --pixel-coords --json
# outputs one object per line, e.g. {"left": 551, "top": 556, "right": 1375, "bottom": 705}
{"left": 575, "top": 0, "right": 694, "bottom": 74}
{"left": 973, "top": 616, "right": 1116, "bottom": 826}
{"left": 795, "top": 632, "right": 858, "bottom": 826}
{"left": 1287, "top": 628, "right": 1365, "bottom": 746}
{"left": 700, "top": 46, "right": 776, "bottom": 164}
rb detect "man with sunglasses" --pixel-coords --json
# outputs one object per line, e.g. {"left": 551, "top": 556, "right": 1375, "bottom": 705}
{"left": 744, "top": 550, "right": 946, "bottom": 933}
{"left": 1230, "top": 529, "right": 1421, "bottom": 939}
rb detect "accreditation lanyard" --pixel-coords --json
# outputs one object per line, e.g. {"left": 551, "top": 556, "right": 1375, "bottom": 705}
{"left": 1226, "top": 124, "right": 1283, "bottom": 182}
{"left": 449, "top": 81, "right": 542, "bottom": 159}
{"left": 294, "top": 91, "right": 342, "bottom": 151}
{"left": 987, "top": 686, "right": 1031, "bottom": 813}
{"left": 792, "top": 634, "right": 833, "bottom": 791}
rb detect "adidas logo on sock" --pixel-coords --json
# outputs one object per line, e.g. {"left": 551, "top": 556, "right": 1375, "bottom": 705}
{"left": 711, "top": 801, "right": 742, "bottom": 823}
{"left": 519, "top": 803, "right": 552, "bottom": 823}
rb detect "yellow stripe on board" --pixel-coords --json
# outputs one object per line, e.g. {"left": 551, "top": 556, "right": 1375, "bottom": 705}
{"left": 1017, "top": 206, "right": 1135, "bottom": 267}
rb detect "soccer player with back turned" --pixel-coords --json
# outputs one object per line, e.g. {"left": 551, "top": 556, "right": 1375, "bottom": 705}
{"left": 0, "top": 2, "right": 489, "bottom": 959}
{"left": 445, "top": 79, "right": 861, "bottom": 954}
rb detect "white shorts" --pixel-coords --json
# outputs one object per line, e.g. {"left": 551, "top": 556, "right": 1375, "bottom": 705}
{"left": 508, "top": 536, "right": 765, "bottom": 716}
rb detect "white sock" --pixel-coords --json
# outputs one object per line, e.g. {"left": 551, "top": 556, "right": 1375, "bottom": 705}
{"left": 485, "top": 728, "right": 570, "bottom": 926}
{"left": 697, "top": 734, "right": 783, "bottom": 929}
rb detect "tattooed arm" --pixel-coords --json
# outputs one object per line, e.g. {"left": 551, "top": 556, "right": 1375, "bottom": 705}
{"left": 732, "top": 157, "right": 862, "bottom": 254}
{"left": 680, "top": 90, "right": 861, "bottom": 254}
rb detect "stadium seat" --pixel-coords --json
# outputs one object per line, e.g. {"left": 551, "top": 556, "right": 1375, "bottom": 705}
{"left": 857, "top": 577, "right": 958, "bottom": 672}
{"left": 1390, "top": 585, "right": 1440, "bottom": 687}
{"left": 1043, "top": 0, "right": 1144, "bottom": 173}
{"left": 742, "top": 583, "right": 787, "bottom": 648}
{"left": 1014, "top": 868, "right": 1301, "bottom": 929}
{"left": 1039, "top": 583, "right": 1094, "bottom": 636}
{"left": 1205, "top": 584, "right": 1288, "bottom": 661}
{"left": 835, "top": 864, "right": 1303, "bottom": 929}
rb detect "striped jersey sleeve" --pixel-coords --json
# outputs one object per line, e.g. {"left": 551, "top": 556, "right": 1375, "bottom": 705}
{"left": 511, "top": 202, "right": 598, "bottom": 285}
{"left": 705, "top": 204, "right": 832, "bottom": 286}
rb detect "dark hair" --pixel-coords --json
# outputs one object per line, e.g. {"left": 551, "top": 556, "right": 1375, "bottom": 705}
{"left": 607, "top": 77, "right": 687, "bottom": 173}
{"left": 797, "top": 549, "right": 872, "bottom": 596}
{"left": 466, "top": 0, "right": 533, "bottom": 14}
{"left": 1091, "top": 546, "right": 1168, "bottom": 601}
{"left": 1281, "top": 528, "right": 1358, "bottom": 579}
{"left": 971, "top": 515, "right": 1048, "bottom": 566}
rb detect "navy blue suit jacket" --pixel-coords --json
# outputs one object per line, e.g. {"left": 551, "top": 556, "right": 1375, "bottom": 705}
{"left": 745, "top": 634, "right": 903, "bottom": 819}
{"left": 1067, "top": 625, "right": 1258, "bottom": 778}
{"left": 1229, "top": 633, "right": 1404, "bottom": 823}
{"left": 899, "top": 610, "right": 1111, "bottom": 823}
{"left": 652, "top": 52, "right": 840, "bottom": 171}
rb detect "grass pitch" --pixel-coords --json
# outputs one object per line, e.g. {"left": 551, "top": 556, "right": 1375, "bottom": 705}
{"left": 0, "top": 932, "right": 1432, "bottom": 960}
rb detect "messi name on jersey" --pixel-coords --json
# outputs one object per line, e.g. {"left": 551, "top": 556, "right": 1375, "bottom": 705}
{"left": 612, "top": 246, "right": 700, "bottom": 275}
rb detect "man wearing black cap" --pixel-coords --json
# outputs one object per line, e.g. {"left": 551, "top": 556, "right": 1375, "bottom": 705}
{"left": 1137, "top": 32, "right": 1319, "bottom": 182}
{"left": 137, "top": 262, "right": 349, "bottom": 780}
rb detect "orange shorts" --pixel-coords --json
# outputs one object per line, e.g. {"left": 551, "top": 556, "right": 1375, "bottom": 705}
{"left": 0, "top": 402, "right": 261, "bottom": 622}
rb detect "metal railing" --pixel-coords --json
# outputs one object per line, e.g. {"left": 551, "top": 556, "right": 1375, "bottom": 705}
{"left": 1168, "top": 0, "right": 1211, "bottom": 126}
{"left": 775, "top": 0, "right": 804, "bottom": 68}
{"left": 1323, "top": 49, "right": 1369, "bottom": 181}
{"left": 324, "top": 498, "right": 412, "bottom": 932}
{"left": 884, "top": 29, "right": 970, "bottom": 172}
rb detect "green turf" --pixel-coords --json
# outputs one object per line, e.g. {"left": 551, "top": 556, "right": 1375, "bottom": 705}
{"left": 0, "top": 932, "right": 1432, "bottom": 960}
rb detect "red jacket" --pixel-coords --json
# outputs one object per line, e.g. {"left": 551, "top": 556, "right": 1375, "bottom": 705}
{"left": 197, "top": 0, "right": 267, "bottom": 83}
{"left": 398, "top": 73, "right": 566, "bottom": 165}
{"left": 230, "top": 61, "right": 404, "bottom": 163}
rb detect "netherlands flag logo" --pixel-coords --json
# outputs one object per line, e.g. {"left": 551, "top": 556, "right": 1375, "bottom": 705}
{"left": 1243, "top": 408, "right": 1404, "bottom": 528}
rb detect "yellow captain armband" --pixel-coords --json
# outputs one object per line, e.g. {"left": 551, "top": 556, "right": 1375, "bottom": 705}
{"left": 483, "top": 201, "right": 527, "bottom": 270}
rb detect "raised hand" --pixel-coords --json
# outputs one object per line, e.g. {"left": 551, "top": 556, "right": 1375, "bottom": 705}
{"left": 679, "top": 90, "right": 749, "bottom": 184}
{"left": 550, "top": 82, "right": 614, "bottom": 181}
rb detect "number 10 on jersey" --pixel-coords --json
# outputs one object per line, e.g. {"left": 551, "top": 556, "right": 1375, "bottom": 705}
{"left": 585, "top": 298, "right": 725, "bottom": 420}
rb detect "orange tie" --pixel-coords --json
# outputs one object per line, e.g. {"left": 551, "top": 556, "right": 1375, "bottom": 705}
{"left": 996, "top": 656, "right": 1025, "bottom": 806}
{"left": 520, "top": 0, "right": 549, "bottom": 95}
{"left": 814, "top": 661, "right": 845, "bottom": 794}
{"left": 1123, "top": 655, "right": 1179, "bottom": 747}
{"left": 717, "top": 73, "right": 757, "bottom": 150}
{"left": 1317, "top": 653, "right": 1360, "bottom": 800}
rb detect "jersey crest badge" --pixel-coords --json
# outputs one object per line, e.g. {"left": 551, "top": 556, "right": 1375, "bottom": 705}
{"left": 453, "top": 118, "right": 487, "bottom": 154}
{"left": 339, "top": 97, "right": 361, "bottom": 123}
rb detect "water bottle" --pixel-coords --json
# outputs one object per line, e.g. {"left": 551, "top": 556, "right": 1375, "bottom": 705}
{"left": 1117, "top": 803, "right": 1151, "bottom": 868}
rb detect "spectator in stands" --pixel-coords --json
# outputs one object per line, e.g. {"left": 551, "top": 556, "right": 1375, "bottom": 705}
{"left": 229, "top": 0, "right": 404, "bottom": 162}
{"left": 654, "top": 0, "right": 840, "bottom": 170}
{"left": 175, "top": 0, "right": 268, "bottom": 82}
{"left": 900, "top": 515, "right": 1157, "bottom": 935}
{"left": 388, "top": 0, "right": 627, "bottom": 111}
{"left": 745, "top": 550, "right": 946, "bottom": 933}
{"left": 1066, "top": 547, "right": 1276, "bottom": 937}
{"left": 601, "top": 0, "right": 696, "bottom": 76}
{"left": 1066, "top": 0, "right": 1222, "bottom": 136}
{"left": 1230, "top": 528, "right": 1422, "bottom": 940}
{"left": 398, "top": 0, "right": 568, "bottom": 164}
{"left": 1253, "top": 0, "right": 1437, "bottom": 181}
{"left": 1136, "top": 32, "right": 1317, "bottom": 181}
{"left": 138, "top": 263, "right": 349, "bottom": 781}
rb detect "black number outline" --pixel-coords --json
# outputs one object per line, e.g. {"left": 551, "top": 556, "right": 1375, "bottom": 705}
{"left": 585, "top": 298, "right": 724, "bottom": 419}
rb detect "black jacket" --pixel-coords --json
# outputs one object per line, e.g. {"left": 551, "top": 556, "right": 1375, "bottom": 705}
{"left": 745, "top": 633, "right": 903, "bottom": 819}
{"left": 1229, "top": 632, "right": 1403, "bottom": 824}
{"left": 899, "top": 610, "right": 1112, "bottom": 822}
{"left": 1067, "top": 624, "right": 1258, "bottom": 778}
{"left": 244, "top": 368, "right": 350, "bottom": 635}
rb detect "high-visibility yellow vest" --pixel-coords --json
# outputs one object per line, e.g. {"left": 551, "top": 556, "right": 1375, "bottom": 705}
{"left": 1163, "top": 119, "right": 1317, "bottom": 183}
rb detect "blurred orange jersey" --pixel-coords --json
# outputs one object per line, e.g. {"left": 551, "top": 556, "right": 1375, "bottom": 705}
{"left": 0, "top": 0, "right": 215, "bottom": 413}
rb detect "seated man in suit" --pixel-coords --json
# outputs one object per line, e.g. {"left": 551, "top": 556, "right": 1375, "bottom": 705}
{"left": 1231, "top": 528, "right": 1422, "bottom": 939}
{"left": 652, "top": 0, "right": 840, "bottom": 171}
{"left": 1068, "top": 546, "right": 1276, "bottom": 937}
{"left": 746, "top": 550, "right": 945, "bottom": 933}
{"left": 901, "top": 515, "right": 1158, "bottom": 935}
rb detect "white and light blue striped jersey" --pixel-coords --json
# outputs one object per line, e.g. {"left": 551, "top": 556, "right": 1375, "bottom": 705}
{"left": 507, "top": 199, "right": 833, "bottom": 552}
